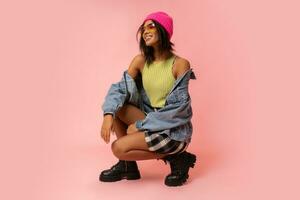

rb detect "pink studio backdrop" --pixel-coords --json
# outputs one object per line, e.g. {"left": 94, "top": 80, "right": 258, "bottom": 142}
{"left": 0, "top": 0, "right": 299, "bottom": 199}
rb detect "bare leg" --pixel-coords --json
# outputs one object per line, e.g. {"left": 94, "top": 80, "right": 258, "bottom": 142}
{"left": 112, "top": 103, "right": 146, "bottom": 139}
{"left": 112, "top": 104, "right": 168, "bottom": 161}
{"left": 118, "top": 150, "right": 167, "bottom": 161}
{"left": 116, "top": 103, "right": 146, "bottom": 125}
{"left": 111, "top": 132, "right": 169, "bottom": 161}
{"left": 112, "top": 116, "right": 127, "bottom": 139}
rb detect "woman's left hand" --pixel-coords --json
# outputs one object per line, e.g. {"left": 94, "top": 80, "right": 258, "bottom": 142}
{"left": 127, "top": 122, "right": 139, "bottom": 134}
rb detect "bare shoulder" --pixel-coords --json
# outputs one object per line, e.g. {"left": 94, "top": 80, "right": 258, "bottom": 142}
{"left": 173, "top": 56, "right": 191, "bottom": 79}
{"left": 127, "top": 54, "right": 145, "bottom": 79}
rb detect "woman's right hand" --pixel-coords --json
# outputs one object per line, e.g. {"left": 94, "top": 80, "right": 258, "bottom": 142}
{"left": 101, "top": 114, "right": 114, "bottom": 144}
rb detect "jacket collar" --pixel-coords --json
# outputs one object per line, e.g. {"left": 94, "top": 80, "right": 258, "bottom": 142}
{"left": 167, "top": 68, "right": 196, "bottom": 95}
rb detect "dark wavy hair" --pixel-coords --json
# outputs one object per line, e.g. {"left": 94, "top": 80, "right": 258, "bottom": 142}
{"left": 136, "top": 20, "right": 175, "bottom": 65}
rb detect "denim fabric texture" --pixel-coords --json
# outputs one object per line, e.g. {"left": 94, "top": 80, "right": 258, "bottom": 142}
{"left": 101, "top": 68, "right": 196, "bottom": 143}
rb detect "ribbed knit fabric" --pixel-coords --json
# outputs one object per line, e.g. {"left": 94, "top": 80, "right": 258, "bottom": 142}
{"left": 142, "top": 55, "right": 176, "bottom": 108}
{"left": 143, "top": 11, "right": 173, "bottom": 39}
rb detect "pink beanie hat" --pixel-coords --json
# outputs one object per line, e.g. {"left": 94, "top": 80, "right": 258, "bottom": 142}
{"left": 143, "top": 11, "right": 173, "bottom": 39}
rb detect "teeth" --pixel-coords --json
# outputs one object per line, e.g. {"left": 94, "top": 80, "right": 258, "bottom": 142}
{"left": 145, "top": 35, "right": 152, "bottom": 41}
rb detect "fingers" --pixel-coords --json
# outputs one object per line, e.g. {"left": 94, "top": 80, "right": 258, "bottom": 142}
{"left": 126, "top": 126, "right": 131, "bottom": 134}
{"left": 126, "top": 123, "right": 137, "bottom": 134}
{"left": 100, "top": 116, "right": 114, "bottom": 144}
{"left": 100, "top": 129, "right": 105, "bottom": 142}
{"left": 101, "top": 128, "right": 111, "bottom": 144}
{"left": 126, "top": 126, "right": 134, "bottom": 134}
{"left": 106, "top": 130, "right": 110, "bottom": 143}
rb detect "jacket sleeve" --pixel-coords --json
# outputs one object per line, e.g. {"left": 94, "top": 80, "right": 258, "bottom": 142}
{"left": 101, "top": 72, "right": 128, "bottom": 119}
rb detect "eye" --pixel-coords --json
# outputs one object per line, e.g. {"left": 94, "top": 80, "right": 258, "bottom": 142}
{"left": 148, "top": 23, "right": 155, "bottom": 29}
{"left": 141, "top": 23, "right": 156, "bottom": 33}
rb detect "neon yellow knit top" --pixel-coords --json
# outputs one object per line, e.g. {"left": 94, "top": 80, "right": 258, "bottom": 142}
{"left": 141, "top": 55, "right": 177, "bottom": 108}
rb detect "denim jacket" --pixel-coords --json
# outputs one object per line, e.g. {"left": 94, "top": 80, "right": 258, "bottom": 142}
{"left": 101, "top": 68, "right": 197, "bottom": 143}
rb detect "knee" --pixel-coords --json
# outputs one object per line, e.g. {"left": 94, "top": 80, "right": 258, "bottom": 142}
{"left": 111, "top": 140, "right": 126, "bottom": 159}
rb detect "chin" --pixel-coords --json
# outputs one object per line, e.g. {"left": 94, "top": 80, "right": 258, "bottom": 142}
{"left": 145, "top": 42, "right": 153, "bottom": 47}
{"left": 145, "top": 41, "right": 157, "bottom": 47}
{"left": 145, "top": 43, "right": 153, "bottom": 47}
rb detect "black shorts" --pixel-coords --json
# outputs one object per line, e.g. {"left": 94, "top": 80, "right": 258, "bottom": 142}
{"left": 144, "top": 132, "right": 188, "bottom": 155}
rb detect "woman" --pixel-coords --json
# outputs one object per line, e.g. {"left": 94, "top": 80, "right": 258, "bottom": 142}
{"left": 100, "top": 11, "right": 197, "bottom": 187}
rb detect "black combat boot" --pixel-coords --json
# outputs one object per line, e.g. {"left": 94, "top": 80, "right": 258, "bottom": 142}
{"left": 99, "top": 160, "right": 141, "bottom": 182}
{"left": 162, "top": 151, "right": 197, "bottom": 186}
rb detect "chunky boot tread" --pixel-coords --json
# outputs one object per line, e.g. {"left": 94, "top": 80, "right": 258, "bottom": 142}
{"left": 165, "top": 174, "right": 189, "bottom": 186}
{"left": 163, "top": 151, "right": 197, "bottom": 187}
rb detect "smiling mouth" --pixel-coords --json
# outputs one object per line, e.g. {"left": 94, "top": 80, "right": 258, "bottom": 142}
{"left": 144, "top": 34, "right": 153, "bottom": 41}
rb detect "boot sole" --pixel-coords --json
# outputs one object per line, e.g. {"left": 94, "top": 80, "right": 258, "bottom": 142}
{"left": 165, "top": 153, "right": 197, "bottom": 187}
{"left": 99, "top": 172, "right": 141, "bottom": 182}
{"left": 165, "top": 174, "right": 189, "bottom": 186}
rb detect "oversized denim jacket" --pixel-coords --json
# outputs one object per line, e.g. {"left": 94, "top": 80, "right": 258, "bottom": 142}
{"left": 101, "top": 68, "right": 197, "bottom": 143}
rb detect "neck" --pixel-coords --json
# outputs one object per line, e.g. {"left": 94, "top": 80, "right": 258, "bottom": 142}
{"left": 153, "top": 46, "right": 172, "bottom": 61}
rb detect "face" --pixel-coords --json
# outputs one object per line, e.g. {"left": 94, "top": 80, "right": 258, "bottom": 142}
{"left": 141, "top": 20, "right": 159, "bottom": 47}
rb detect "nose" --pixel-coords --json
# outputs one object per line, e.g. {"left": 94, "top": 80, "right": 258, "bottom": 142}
{"left": 143, "top": 29, "right": 150, "bottom": 36}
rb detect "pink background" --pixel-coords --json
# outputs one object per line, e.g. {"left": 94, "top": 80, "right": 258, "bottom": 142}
{"left": 1, "top": 0, "right": 299, "bottom": 199}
